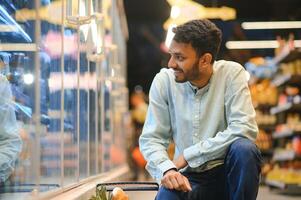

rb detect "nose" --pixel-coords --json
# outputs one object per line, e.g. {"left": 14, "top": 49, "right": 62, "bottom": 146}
{"left": 168, "top": 56, "right": 176, "bottom": 69}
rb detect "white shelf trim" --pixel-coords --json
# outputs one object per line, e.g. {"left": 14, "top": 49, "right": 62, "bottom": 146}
{"left": 0, "top": 43, "right": 37, "bottom": 51}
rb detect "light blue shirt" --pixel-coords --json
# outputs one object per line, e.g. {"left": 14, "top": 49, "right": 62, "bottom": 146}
{"left": 0, "top": 75, "right": 22, "bottom": 183}
{"left": 139, "top": 60, "right": 258, "bottom": 181}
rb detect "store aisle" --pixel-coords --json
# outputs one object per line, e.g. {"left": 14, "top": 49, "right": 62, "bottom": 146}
{"left": 257, "top": 186, "right": 301, "bottom": 200}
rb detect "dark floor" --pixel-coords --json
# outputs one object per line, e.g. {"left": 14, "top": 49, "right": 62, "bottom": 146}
{"left": 257, "top": 186, "right": 301, "bottom": 200}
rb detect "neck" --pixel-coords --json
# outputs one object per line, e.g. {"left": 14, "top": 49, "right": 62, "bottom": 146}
{"left": 190, "top": 64, "right": 213, "bottom": 89}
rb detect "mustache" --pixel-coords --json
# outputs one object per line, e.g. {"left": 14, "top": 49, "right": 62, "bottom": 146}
{"left": 173, "top": 68, "right": 183, "bottom": 72}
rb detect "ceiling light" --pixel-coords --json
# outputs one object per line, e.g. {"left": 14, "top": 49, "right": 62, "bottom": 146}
{"left": 226, "top": 40, "right": 301, "bottom": 49}
{"left": 170, "top": 6, "right": 180, "bottom": 19}
{"left": 242, "top": 21, "right": 301, "bottom": 30}
{"left": 23, "top": 73, "right": 34, "bottom": 85}
{"left": 165, "top": 24, "right": 176, "bottom": 48}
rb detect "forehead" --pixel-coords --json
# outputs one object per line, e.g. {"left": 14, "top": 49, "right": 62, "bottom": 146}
{"left": 169, "top": 40, "right": 196, "bottom": 56}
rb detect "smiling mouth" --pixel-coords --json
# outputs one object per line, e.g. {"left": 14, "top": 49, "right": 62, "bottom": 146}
{"left": 173, "top": 69, "right": 182, "bottom": 74}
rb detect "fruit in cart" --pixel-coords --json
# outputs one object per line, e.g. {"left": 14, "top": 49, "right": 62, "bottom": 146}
{"left": 90, "top": 186, "right": 111, "bottom": 200}
{"left": 111, "top": 187, "right": 129, "bottom": 200}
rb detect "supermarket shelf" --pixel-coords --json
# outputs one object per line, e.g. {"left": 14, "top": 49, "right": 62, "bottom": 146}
{"left": 272, "top": 74, "right": 290, "bottom": 87}
{"left": 286, "top": 75, "right": 301, "bottom": 87}
{"left": 260, "top": 149, "right": 274, "bottom": 156}
{"left": 272, "top": 74, "right": 301, "bottom": 87}
{"left": 0, "top": 43, "right": 37, "bottom": 51}
{"left": 273, "top": 129, "right": 301, "bottom": 139}
{"left": 272, "top": 149, "right": 300, "bottom": 161}
{"left": 0, "top": 24, "right": 18, "bottom": 32}
{"left": 270, "top": 103, "right": 292, "bottom": 114}
{"left": 265, "top": 180, "right": 286, "bottom": 189}
{"left": 255, "top": 104, "right": 274, "bottom": 110}
{"left": 265, "top": 180, "right": 301, "bottom": 195}
{"left": 270, "top": 103, "right": 301, "bottom": 115}
{"left": 0, "top": 183, "right": 60, "bottom": 193}
{"left": 273, "top": 130, "right": 294, "bottom": 139}
{"left": 258, "top": 124, "right": 275, "bottom": 131}
{"left": 279, "top": 50, "right": 301, "bottom": 64}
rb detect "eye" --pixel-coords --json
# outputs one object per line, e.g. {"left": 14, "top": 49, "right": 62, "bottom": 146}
{"left": 175, "top": 55, "right": 184, "bottom": 61}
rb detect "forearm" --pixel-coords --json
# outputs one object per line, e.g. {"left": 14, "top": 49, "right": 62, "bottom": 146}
{"left": 183, "top": 122, "right": 258, "bottom": 168}
{"left": 139, "top": 133, "right": 176, "bottom": 181}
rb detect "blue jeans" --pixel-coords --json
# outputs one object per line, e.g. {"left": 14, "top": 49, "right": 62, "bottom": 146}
{"left": 156, "top": 138, "right": 262, "bottom": 200}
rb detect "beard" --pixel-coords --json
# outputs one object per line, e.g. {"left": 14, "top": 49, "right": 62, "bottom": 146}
{"left": 173, "top": 60, "right": 200, "bottom": 83}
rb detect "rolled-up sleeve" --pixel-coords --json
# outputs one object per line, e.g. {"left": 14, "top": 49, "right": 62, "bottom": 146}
{"left": 139, "top": 72, "right": 176, "bottom": 181}
{"left": 0, "top": 75, "right": 22, "bottom": 183}
{"left": 183, "top": 66, "right": 258, "bottom": 168}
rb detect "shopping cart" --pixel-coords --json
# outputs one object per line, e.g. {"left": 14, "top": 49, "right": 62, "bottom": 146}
{"left": 96, "top": 181, "right": 159, "bottom": 200}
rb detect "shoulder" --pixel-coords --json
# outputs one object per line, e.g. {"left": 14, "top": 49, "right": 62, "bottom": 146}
{"left": 152, "top": 68, "right": 175, "bottom": 88}
{"left": 154, "top": 68, "right": 174, "bottom": 81}
{"left": 149, "top": 68, "right": 175, "bottom": 100}
{"left": 214, "top": 60, "right": 244, "bottom": 75}
{"left": 213, "top": 60, "right": 248, "bottom": 88}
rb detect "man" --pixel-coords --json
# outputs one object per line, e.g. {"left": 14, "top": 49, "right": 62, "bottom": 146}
{"left": 0, "top": 74, "right": 22, "bottom": 183}
{"left": 139, "top": 19, "right": 262, "bottom": 200}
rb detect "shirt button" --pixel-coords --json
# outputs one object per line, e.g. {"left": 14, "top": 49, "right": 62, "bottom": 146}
{"left": 194, "top": 133, "right": 198, "bottom": 136}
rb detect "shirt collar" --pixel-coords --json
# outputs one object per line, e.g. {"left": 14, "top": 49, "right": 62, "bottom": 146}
{"left": 187, "top": 81, "right": 210, "bottom": 95}
{"left": 186, "top": 62, "right": 215, "bottom": 95}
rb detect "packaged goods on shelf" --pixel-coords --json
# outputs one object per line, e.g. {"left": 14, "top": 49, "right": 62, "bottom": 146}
{"left": 249, "top": 47, "right": 301, "bottom": 196}
{"left": 256, "top": 110, "right": 276, "bottom": 125}
{"left": 266, "top": 166, "right": 301, "bottom": 185}
{"left": 256, "top": 130, "right": 273, "bottom": 150}
{"left": 250, "top": 79, "right": 278, "bottom": 106}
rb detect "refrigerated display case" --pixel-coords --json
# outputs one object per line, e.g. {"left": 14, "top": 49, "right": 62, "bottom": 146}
{"left": 0, "top": 0, "right": 128, "bottom": 199}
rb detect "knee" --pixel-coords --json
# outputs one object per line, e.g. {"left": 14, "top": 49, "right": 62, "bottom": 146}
{"left": 156, "top": 186, "right": 181, "bottom": 200}
{"left": 227, "top": 138, "right": 262, "bottom": 165}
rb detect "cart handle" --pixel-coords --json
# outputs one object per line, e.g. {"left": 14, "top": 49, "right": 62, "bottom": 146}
{"left": 96, "top": 181, "right": 159, "bottom": 191}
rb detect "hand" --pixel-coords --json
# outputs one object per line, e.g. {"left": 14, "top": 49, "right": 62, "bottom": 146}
{"left": 173, "top": 154, "right": 188, "bottom": 170}
{"left": 161, "top": 169, "right": 192, "bottom": 192}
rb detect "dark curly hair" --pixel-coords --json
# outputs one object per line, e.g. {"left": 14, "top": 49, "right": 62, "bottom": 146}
{"left": 172, "top": 19, "right": 222, "bottom": 63}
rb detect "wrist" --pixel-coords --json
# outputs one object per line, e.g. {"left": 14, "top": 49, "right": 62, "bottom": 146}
{"left": 163, "top": 167, "right": 178, "bottom": 176}
{"left": 174, "top": 155, "right": 188, "bottom": 169}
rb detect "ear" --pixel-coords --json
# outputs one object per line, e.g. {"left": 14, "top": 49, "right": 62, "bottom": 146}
{"left": 198, "top": 53, "right": 212, "bottom": 69}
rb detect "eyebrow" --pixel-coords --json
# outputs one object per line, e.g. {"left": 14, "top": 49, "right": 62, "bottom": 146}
{"left": 168, "top": 51, "right": 183, "bottom": 56}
